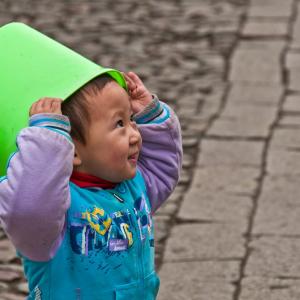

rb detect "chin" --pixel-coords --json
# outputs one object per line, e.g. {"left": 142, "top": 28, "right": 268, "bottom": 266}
{"left": 113, "top": 167, "right": 137, "bottom": 182}
{"left": 124, "top": 169, "right": 137, "bottom": 180}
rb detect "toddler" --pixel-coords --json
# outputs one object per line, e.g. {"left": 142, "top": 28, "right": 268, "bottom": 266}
{"left": 0, "top": 71, "right": 182, "bottom": 299}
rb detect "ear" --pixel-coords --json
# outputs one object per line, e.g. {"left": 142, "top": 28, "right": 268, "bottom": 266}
{"left": 73, "top": 149, "right": 82, "bottom": 167}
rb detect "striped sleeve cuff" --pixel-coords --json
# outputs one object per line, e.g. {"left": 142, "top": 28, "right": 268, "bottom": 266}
{"left": 29, "top": 113, "right": 72, "bottom": 142}
{"left": 133, "top": 95, "right": 165, "bottom": 124}
{"left": 29, "top": 113, "right": 71, "bottom": 133}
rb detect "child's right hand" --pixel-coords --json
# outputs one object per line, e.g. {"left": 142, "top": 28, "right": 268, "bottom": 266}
{"left": 29, "top": 97, "right": 63, "bottom": 117}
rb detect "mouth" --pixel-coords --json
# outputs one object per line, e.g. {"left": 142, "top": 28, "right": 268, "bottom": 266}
{"left": 128, "top": 152, "right": 139, "bottom": 164}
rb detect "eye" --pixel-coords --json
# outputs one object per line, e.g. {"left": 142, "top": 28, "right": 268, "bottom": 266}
{"left": 116, "top": 120, "right": 124, "bottom": 128}
{"left": 130, "top": 114, "right": 135, "bottom": 122}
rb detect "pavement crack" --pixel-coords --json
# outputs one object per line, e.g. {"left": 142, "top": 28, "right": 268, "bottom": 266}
{"left": 175, "top": 218, "right": 222, "bottom": 225}
{"left": 277, "top": 276, "right": 300, "bottom": 280}
{"left": 204, "top": 135, "right": 266, "bottom": 142}
{"left": 252, "top": 233, "right": 300, "bottom": 239}
{"left": 269, "top": 285, "right": 290, "bottom": 290}
{"left": 164, "top": 257, "right": 242, "bottom": 264}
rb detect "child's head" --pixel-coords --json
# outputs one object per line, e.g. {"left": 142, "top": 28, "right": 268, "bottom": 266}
{"left": 62, "top": 75, "right": 142, "bottom": 182}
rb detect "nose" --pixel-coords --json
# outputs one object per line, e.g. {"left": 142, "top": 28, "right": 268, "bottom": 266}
{"left": 129, "top": 122, "right": 141, "bottom": 145}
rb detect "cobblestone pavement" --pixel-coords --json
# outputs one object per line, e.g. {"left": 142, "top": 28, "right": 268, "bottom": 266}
{"left": 1, "top": 0, "right": 300, "bottom": 299}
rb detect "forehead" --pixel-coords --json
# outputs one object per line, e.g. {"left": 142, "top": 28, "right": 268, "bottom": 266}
{"left": 87, "top": 81, "right": 131, "bottom": 118}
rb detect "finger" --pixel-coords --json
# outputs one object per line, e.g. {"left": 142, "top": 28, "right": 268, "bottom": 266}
{"left": 30, "top": 97, "right": 62, "bottom": 115}
{"left": 127, "top": 72, "right": 143, "bottom": 86}
{"left": 50, "top": 99, "right": 57, "bottom": 111}
{"left": 29, "top": 100, "right": 44, "bottom": 116}
{"left": 43, "top": 97, "right": 61, "bottom": 111}
{"left": 35, "top": 99, "right": 46, "bottom": 113}
{"left": 42, "top": 98, "right": 53, "bottom": 111}
{"left": 123, "top": 73, "right": 136, "bottom": 91}
{"left": 51, "top": 99, "right": 63, "bottom": 113}
{"left": 29, "top": 102, "right": 38, "bottom": 116}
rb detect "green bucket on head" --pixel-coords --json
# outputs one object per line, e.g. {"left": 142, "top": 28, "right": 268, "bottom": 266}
{"left": 0, "top": 22, "right": 127, "bottom": 176}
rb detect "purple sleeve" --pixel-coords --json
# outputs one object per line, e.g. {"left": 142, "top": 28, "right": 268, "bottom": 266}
{"left": 0, "top": 115, "right": 74, "bottom": 261}
{"left": 137, "top": 102, "right": 182, "bottom": 213}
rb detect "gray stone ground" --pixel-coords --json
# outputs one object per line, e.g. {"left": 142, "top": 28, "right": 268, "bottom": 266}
{"left": 1, "top": 0, "right": 300, "bottom": 299}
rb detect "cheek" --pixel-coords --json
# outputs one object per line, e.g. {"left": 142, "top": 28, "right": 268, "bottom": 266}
{"left": 110, "top": 146, "right": 126, "bottom": 161}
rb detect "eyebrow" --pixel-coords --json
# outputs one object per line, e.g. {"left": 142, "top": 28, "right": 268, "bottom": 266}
{"left": 111, "top": 107, "right": 133, "bottom": 119}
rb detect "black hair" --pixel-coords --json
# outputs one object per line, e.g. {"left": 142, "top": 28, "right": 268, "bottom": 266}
{"left": 61, "top": 74, "right": 114, "bottom": 144}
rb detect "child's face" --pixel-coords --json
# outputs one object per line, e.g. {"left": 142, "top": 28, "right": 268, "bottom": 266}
{"left": 73, "top": 81, "right": 142, "bottom": 182}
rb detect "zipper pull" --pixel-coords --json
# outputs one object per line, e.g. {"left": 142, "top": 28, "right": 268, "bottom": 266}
{"left": 113, "top": 193, "right": 124, "bottom": 203}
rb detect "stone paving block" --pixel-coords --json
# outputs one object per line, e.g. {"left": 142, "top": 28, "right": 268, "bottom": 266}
{"left": 268, "top": 140, "right": 300, "bottom": 176}
{"left": 245, "top": 236, "right": 300, "bottom": 277}
{"left": 198, "top": 83, "right": 228, "bottom": 119}
{"left": 285, "top": 51, "right": 300, "bottom": 69}
{"left": 158, "top": 261, "right": 238, "bottom": 300}
{"left": 248, "top": 0, "right": 293, "bottom": 18}
{"left": 182, "top": 151, "right": 194, "bottom": 168}
{"left": 207, "top": 103, "right": 278, "bottom": 138}
{"left": 0, "top": 230, "right": 6, "bottom": 240}
{"left": 154, "top": 215, "right": 171, "bottom": 244}
{"left": 287, "top": 68, "right": 300, "bottom": 92}
{"left": 157, "top": 201, "right": 178, "bottom": 216}
{"left": 178, "top": 190, "right": 252, "bottom": 226}
{"left": 0, "top": 240, "right": 17, "bottom": 263}
{"left": 192, "top": 165, "right": 260, "bottom": 197}
{"left": 270, "top": 127, "right": 300, "bottom": 149}
{"left": 230, "top": 48, "right": 282, "bottom": 83}
{"left": 279, "top": 114, "right": 300, "bottom": 127}
{"left": 290, "top": 5, "right": 300, "bottom": 50}
{"left": 0, "top": 264, "right": 23, "bottom": 273}
{"left": 182, "top": 135, "right": 198, "bottom": 149}
{"left": 0, "top": 293, "right": 25, "bottom": 300}
{"left": 177, "top": 95, "right": 201, "bottom": 116}
{"left": 163, "top": 223, "right": 246, "bottom": 262}
{"left": 213, "top": 19, "right": 241, "bottom": 35}
{"left": 242, "top": 18, "right": 289, "bottom": 38}
{"left": 268, "top": 146, "right": 300, "bottom": 177}
{"left": 178, "top": 106, "right": 199, "bottom": 118}
{"left": 198, "top": 139, "right": 264, "bottom": 168}
{"left": 283, "top": 94, "right": 300, "bottom": 112}
{"left": 240, "top": 277, "right": 300, "bottom": 300}
{"left": 239, "top": 40, "right": 286, "bottom": 51}
{"left": 182, "top": 115, "right": 209, "bottom": 133}
{"left": 0, "top": 270, "right": 21, "bottom": 282}
{"left": 212, "top": 32, "right": 237, "bottom": 56}
{"left": 160, "top": 260, "right": 240, "bottom": 284}
{"left": 255, "top": 174, "right": 300, "bottom": 201}
{"left": 159, "top": 279, "right": 234, "bottom": 300}
{"left": 253, "top": 175, "right": 300, "bottom": 235}
{"left": 0, "top": 282, "right": 8, "bottom": 293}
{"left": 253, "top": 193, "right": 300, "bottom": 236}
{"left": 178, "top": 168, "right": 191, "bottom": 185}
{"left": 167, "top": 186, "right": 185, "bottom": 205}
{"left": 226, "top": 83, "right": 283, "bottom": 106}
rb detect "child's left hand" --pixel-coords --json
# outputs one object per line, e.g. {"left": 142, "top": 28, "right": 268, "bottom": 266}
{"left": 123, "top": 72, "right": 152, "bottom": 114}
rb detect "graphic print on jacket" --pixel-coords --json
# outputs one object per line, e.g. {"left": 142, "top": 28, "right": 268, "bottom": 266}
{"left": 69, "top": 193, "right": 153, "bottom": 257}
{"left": 134, "top": 194, "right": 154, "bottom": 247}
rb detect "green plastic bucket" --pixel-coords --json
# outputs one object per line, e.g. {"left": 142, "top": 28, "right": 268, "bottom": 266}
{"left": 0, "top": 22, "right": 127, "bottom": 176}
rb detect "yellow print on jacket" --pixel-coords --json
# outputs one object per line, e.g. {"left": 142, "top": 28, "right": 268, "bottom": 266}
{"left": 82, "top": 207, "right": 112, "bottom": 235}
{"left": 70, "top": 206, "right": 134, "bottom": 255}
